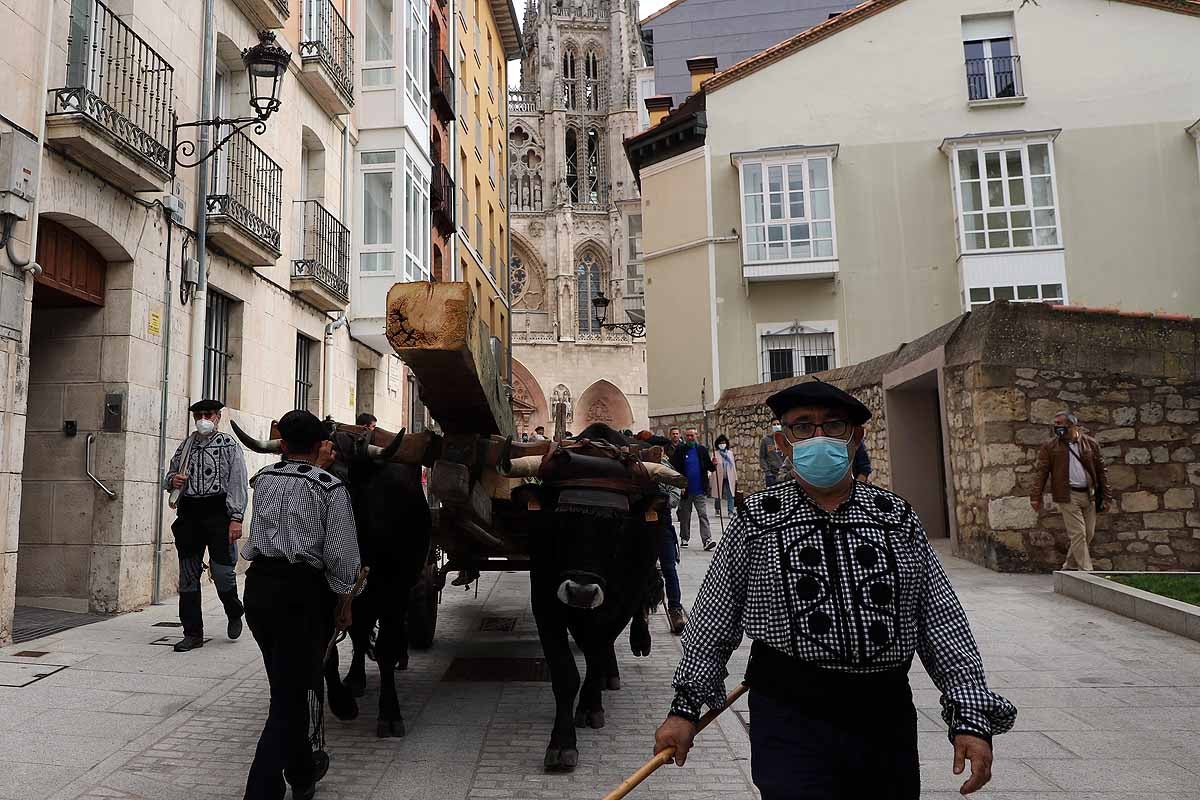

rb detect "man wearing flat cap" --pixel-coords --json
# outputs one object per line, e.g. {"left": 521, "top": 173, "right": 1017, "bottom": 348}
{"left": 164, "top": 399, "right": 249, "bottom": 652}
{"left": 654, "top": 380, "right": 1016, "bottom": 798}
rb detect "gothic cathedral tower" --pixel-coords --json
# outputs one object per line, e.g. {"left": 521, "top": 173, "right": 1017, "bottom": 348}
{"left": 507, "top": 0, "right": 648, "bottom": 436}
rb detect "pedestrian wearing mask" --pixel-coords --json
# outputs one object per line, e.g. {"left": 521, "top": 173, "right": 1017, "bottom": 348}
{"left": 164, "top": 399, "right": 248, "bottom": 652}
{"left": 713, "top": 434, "right": 738, "bottom": 517}
{"left": 1031, "top": 411, "right": 1110, "bottom": 571}
{"left": 654, "top": 380, "right": 1015, "bottom": 798}
{"left": 759, "top": 419, "right": 786, "bottom": 486}
{"left": 669, "top": 429, "right": 718, "bottom": 551}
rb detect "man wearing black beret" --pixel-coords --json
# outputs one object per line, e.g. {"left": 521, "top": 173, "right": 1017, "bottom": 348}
{"left": 654, "top": 380, "right": 1016, "bottom": 798}
{"left": 164, "top": 399, "right": 248, "bottom": 651}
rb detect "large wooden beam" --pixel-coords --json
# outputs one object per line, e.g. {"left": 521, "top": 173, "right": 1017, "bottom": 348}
{"left": 385, "top": 281, "right": 514, "bottom": 437}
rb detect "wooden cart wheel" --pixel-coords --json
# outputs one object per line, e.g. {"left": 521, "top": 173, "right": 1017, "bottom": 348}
{"left": 407, "top": 560, "right": 439, "bottom": 650}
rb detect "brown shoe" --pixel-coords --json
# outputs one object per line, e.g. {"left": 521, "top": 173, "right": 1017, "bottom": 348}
{"left": 667, "top": 608, "right": 687, "bottom": 635}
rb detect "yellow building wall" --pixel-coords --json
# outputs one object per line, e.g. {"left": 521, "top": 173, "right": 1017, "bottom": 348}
{"left": 457, "top": 0, "right": 511, "bottom": 354}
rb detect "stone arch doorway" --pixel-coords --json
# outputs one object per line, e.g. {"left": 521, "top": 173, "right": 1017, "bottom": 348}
{"left": 577, "top": 379, "right": 634, "bottom": 432}
{"left": 17, "top": 211, "right": 133, "bottom": 617}
{"left": 510, "top": 358, "right": 549, "bottom": 436}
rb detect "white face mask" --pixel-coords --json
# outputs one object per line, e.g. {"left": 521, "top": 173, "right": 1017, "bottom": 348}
{"left": 196, "top": 419, "right": 216, "bottom": 436}
{"left": 771, "top": 424, "right": 782, "bottom": 433}
{"left": 718, "top": 443, "right": 727, "bottom": 450}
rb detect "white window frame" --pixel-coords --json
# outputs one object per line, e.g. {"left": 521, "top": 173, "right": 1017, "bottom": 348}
{"left": 404, "top": 156, "right": 431, "bottom": 282}
{"left": 966, "top": 282, "right": 1064, "bottom": 311}
{"left": 755, "top": 320, "right": 839, "bottom": 384}
{"left": 362, "top": 0, "right": 396, "bottom": 90}
{"left": 733, "top": 145, "right": 838, "bottom": 267}
{"left": 405, "top": 0, "right": 429, "bottom": 115}
{"left": 360, "top": 150, "right": 398, "bottom": 276}
{"left": 946, "top": 132, "right": 1063, "bottom": 257}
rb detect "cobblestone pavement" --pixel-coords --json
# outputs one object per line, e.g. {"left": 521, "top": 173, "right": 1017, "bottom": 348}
{"left": 4, "top": 516, "right": 1200, "bottom": 800}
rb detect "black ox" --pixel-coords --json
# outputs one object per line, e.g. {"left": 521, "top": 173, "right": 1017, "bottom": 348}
{"left": 232, "top": 422, "right": 432, "bottom": 738}
{"left": 507, "top": 424, "right": 678, "bottom": 772}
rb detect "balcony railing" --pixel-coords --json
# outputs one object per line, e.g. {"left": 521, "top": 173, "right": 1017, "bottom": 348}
{"left": 208, "top": 128, "right": 282, "bottom": 252}
{"left": 301, "top": 0, "right": 354, "bottom": 103}
{"left": 49, "top": 0, "right": 175, "bottom": 175}
{"left": 430, "top": 49, "right": 455, "bottom": 121}
{"left": 966, "top": 55, "right": 1023, "bottom": 101}
{"left": 489, "top": 241, "right": 497, "bottom": 278}
{"left": 508, "top": 90, "right": 538, "bottom": 113}
{"left": 292, "top": 200, "right": 349, "bottom": 300}
{"left": 431, "top": 161, "right": 455, "bottom": 234}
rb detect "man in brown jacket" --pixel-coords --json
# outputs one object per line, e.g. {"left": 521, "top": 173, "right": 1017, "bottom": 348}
{"left": 1031, "top": 411, "right": 1111, "bottom": 571}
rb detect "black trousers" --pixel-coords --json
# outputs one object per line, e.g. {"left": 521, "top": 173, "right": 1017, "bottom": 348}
{"left": 243, "top": 558, "right": 331, "bottom": 800}
{"left": 749, "top": 690, "right": 920, "bottom": 800}
{"left": 174, "top": 495, "right": 242, "bottom": 637}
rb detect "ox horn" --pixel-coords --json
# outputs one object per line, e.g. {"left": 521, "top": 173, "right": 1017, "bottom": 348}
{"left": 230, "top": 419, "right": 283, "bottom": 454}
{"left": 367, "top": 428, "right": 406, "bottom": 461}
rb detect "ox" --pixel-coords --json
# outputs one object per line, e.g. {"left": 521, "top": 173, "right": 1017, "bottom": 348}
{"left": 232, "top": 422, "right": 432, "bottom": 738}
{"left": 504, "top": 424, "right": 684, "bottom": 772}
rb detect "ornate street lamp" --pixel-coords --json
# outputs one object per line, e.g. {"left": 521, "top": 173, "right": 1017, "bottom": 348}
{"left": 591, "top": 290, "right": 646, "bottom": 338}
{"left": 172, "top": 31, "right": 290, "bottom": 170}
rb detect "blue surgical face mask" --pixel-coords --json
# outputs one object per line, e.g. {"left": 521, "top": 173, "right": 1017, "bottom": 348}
{"left": 791, "top": 436, "right": 851, "bottom": 488}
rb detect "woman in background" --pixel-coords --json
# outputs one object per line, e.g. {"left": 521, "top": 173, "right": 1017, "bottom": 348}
{"left": 713, "top": 434, "right": 737, "bottom": 517}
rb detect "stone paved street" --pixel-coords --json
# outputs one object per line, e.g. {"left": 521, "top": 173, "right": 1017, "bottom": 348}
{"left": 4, "top": 517, "right": 1200, "bottom": 800}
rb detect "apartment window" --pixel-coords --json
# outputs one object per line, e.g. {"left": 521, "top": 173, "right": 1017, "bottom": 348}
{"left": 460, "top": 150, "right": 470, "bottom": 236}
{"left": 759, "top": 323, "right": 835, "bottom": 383}
{"left": 953, "top": 141, "right": 1059, "bottom": 252}
{"left": 626, "top": 213, "right": 644, "bottom": 296}
{"left": 738, "top": 152, "right": 836, "bottom": 264}
{"left": 295, "top": 334, "right": 315, "bottom": 410}
{"left": 361, "top": 150, "right": 397, "bottom": 274}
{"left": 968, "top": 283, "right": 1063, "bottom": 311}
{"left": 473, "top": 82, "right": 482, "bottom": 155}
{"left": 405, "top": 156, "right": 430, "bottom": 281}
{"left": 406, "top": 0, "right": 430, "bottom": 114}
{"left": 203, "top": 290, "right": 235, "bottom": 405}
{"left": 486, "top": 31, "right": 494, "bottom": 95}
{"left": 962, "top": 15, "right": 1022, "bottom": 101}
{"left": 363, "top": 0, "right": 395, "bottom": 88}
{"left": 488, "top": 121, "right": 496, "bottom": 184}
{"left": 458, "top": 49, "right": 468, "bottom": 130}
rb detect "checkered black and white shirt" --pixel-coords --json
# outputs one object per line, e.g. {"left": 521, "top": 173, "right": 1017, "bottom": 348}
{"left": 241, "top": 460, "right": 361, "bottom": 595}
{"left": 671, "top": 479, "right": 1017, "bottom": 741}
{"left": 165, "top": 432, "right": 249, "bottom": 521}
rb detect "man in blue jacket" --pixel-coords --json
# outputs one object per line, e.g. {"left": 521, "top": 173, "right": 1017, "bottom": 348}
{"left": 669, "top": 429, "right": 717, "bottom": 551}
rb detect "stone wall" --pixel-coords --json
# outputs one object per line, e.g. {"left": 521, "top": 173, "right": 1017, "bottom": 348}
{"left": 957, "top": 363, "right": 1200, "bottom": 572}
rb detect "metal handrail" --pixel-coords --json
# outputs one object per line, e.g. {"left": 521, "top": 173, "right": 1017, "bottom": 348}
{"left": 965, "top": 55, "right": 1023, "bottom": 101}
{"left": 292, "top": 199, "right": 349, "bottom": 299}
{"left": 301, "top": 0, "right": 355, "bottom": 103}
{"left": 86, "top": 434, "right": 118, "bottom": 499}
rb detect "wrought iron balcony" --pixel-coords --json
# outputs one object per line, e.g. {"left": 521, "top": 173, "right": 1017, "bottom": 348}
{"left": 431, "top": 49, "right": 455, "bottom": 122}
{"left": 966, "top": 55, "right": 1023, "bottom": 102}
{"left": 300, "top": 0, "right": 355, "bottom": 114}
{"left": 46, "top": 0, "right": 175, "bottom": 191}
{"left": 431, "top": 161, "right": 455, "bottom": 235}
{"left": 291, "top": 200, "right": 350, "bottom": 310}
{"left": 206, "top": 128, "right": 282, "bottom": 266}
{"left": 508, "top": 90, "right": 539, "bottom": 114}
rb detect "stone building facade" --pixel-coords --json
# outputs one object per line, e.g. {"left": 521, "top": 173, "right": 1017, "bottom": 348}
{"left": 713, "top": 302, "right": 1199, "bottom": 573}
{"left": 0, "top": 0, "right": 409, "bottom": 644}
{"left": 505, "top": 0, "right": 649, "bottom": 436}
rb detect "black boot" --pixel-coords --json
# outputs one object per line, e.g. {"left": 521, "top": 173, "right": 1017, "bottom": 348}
{"left": 218, "top": 589, "right": 244, "bottom": 640}
{"left": 175, "top": 591, "right": 204, "bottom": 652}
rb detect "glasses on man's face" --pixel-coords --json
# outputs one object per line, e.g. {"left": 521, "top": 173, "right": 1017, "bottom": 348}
{"left": 782, "top": 420, "right": 851, "bottom": 441}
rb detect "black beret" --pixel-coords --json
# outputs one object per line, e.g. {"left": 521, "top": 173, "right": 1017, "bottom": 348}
{"left": 277, "top": 409, "right": 328, "bottom": 451}
{"left": 189, "top": 399, "right": 224, "bottom": 413}
{"left": 765, "top": 379, "right": 871, "bottom": 425}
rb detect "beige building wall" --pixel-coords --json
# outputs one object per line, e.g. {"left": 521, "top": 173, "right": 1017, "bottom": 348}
{"left": 648, "top": 0, "right": 1200, "bottom": 408}
{"left": 0, "top": 0, "right": 405, "bottom": 642}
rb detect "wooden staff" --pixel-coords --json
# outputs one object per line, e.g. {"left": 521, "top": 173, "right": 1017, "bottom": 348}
{"left": 601, "top": 683, "right": 749, "bottom": 800}
{"left": 323, "top": 567, "right": 370, "bottom": 664}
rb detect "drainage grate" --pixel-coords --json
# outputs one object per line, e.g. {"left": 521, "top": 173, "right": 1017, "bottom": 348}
{"left": 12, "top": 606, "right": 110, "bottom": 644}
{"left": 479, "top": 616, "right": 517, "bottom": 632}
{"left": 150, "top": 636, "right": 212, "bottom": 647}
{"left": 13, "top": 651, "right": 49, "bottom": 658}
{"left": 152, "top": 621, "right": 184, "bottom": 628}
{"left": 0, "top": 660, "right": 69, "bottom": 688}
{"left": 442, "top": 657, "right": 550, "bottom": 682}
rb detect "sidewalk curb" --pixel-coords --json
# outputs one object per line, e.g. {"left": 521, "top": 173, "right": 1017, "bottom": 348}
{"left": 1054, "top": 570, "right": 1200, "bottom": 642}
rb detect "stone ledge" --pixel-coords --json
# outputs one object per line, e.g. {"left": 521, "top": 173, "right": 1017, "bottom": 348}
{"left": 1054, "top": 569, "right": 1200, "bottom": 642}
